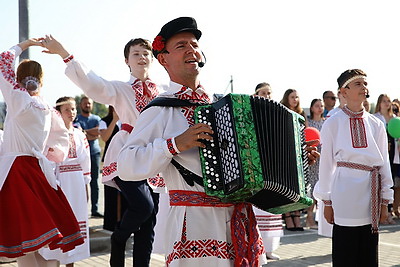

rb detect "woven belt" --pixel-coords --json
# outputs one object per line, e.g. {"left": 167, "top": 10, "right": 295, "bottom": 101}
{"left": 169, "top": 190, "right": 264, "bottom": 266}
{"left": 337, "top": 161, "right": 381, "bottom": 233}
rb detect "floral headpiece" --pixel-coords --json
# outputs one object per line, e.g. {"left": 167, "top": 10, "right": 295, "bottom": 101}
{"left": 152, "top": 35, "right": 165, "bottom": 54}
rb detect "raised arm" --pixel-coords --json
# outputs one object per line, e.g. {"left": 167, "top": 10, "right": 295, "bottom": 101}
{"left": 40, "top": 35, "right": 125, "bottom": 106}
{"left": 41, "top": 35, "right": 70, "bottom": 59}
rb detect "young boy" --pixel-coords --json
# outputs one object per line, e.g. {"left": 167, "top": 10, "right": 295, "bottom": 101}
{"left": 42, "top": 36, "right": 161, "bottom": 267}
{"left": 313, "top": 69, "right": 394, "bottom": 266}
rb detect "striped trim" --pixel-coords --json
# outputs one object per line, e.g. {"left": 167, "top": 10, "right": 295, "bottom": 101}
{"left": 0, "top": 228, "right": 61, "bottom": 256}
{"left": 63, "top": 54, "right": 74, "bottom": 63}
{"left": 102, "top": 162, "right": 117, "bottom": 177}
{"left": 59, "top": 164, "right": 83, "bottom": 173}
{"left": 169, "top": 190, "right": 232, "bottom": 207}
{"left": 166, "top": 138, "right": 178, "bottom": 156}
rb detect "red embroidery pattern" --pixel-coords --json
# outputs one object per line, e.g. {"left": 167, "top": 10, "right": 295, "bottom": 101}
{"left": 63, "top": 54, "right": 74, "bottom": 63}
{"left": 168, "top": 190, "right": 264, "bottom": 266}
{"left": 382, "top": 199, "right": 390, "bottom": 206}
{"left": 175, "top": 86, "right": 210, "bottom": 125}
{"left": 59, "top": 164, "right": 83, "bottom": 173}
{"left": 0, "top": 50, "right": 25, "bottom": 91}
{"left": 231, "top": 203, "right": 265, "bottom": 267}
{"left": 68, "top": 133, "right": 77, "bottom": 158}
{"left": 83, "top": 136, "right": 89, "bottom": 149}
{"left": 337, "top": 161, "right": 382, "bottom": 233}
{"left": 166, "top": 138, "right": 178, "bottom": 156}
{"left": 323, "top": 200, "right": 332, "bottom": 206}
{"left": 342, "top": 106, "right": 367, "bottom": 148}
{"left": 169, "top": 190, "right": 232, "bottom": 207}
{"left": 255, "top": 215, "right": 283, "bottom": 231}
{"left": 132, "top": 79, "right": 158, "bottom": 113}
{"left": 148, "top": 174, "right": 166, "bottom": 187}
{"left": 102, "top": 162, "right": 117, "bottom": 177}
{"left": 78, "top": 221, "right": 87, "bottom": 239}
{"left": 165, "top": 214, "right": 235, "bottom": 265}
{"left": 121, "top": 123, "right": 133, "bottom": 133}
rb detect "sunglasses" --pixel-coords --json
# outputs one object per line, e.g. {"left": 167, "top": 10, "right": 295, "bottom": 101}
{"left": 324, "top": 96, "right": 337, "bottom": 101}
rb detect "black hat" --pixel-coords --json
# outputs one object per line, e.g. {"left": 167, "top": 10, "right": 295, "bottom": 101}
{"left": 152, "top": 17, "right": 202, "bottom": 58}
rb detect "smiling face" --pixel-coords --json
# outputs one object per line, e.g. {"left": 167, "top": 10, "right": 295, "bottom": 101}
{"left": 157, "top": 32, "right": 202, "bottom": 87}
{"left": 125, "top": 44, "right": 153, "bottom": 75}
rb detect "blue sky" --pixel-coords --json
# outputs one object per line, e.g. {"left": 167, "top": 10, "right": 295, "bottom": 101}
{"left": 1, "top": 0, "right": 400, "bottom": 108}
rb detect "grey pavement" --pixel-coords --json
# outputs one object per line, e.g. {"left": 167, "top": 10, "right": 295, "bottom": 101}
{"left": 1, "top": 216, "right": 399, "bottom": 266}
{"left": 2, "top": 182, "right": 399, "bottom": 266}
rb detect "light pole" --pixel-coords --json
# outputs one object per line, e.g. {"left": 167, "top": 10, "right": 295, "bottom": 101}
{"left": 19, "top": 0, "right": 29, "bottom": 60}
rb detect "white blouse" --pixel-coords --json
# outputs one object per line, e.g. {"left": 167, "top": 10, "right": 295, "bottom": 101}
{"left": 0, "top": 45, "right": 69, "bottom": 190}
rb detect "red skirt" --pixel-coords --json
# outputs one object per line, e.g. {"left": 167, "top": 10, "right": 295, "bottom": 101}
{"left": 0, "top": 156, "right": 84, "bottom": 258}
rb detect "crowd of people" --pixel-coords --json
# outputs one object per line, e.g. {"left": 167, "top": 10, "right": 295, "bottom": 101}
{"left": 0, "top": 16, "right": 397, "bottom": 267}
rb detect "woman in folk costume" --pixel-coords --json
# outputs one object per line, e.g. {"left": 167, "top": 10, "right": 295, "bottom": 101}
{"left": 313, "top": 69, "right": 393, "bottom": 266}
{"left": 39, "top": 97, "right": 91, "bottom": 266}
{"left": 42, "top": 36, "right": 163, "bottom": 267}
{"left": 0, "top": 39, "right": 84, "bottom": 266}
{"left": 252, "top": 82, "right": 283, "bottom": 261}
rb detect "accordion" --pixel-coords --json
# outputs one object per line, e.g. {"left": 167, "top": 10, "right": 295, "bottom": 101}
{"left": 194, "top": 94, "right": 312, "bottom": 214}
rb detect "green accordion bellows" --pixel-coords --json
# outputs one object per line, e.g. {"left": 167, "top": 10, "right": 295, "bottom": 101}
{"left": 194, "top": 94, "right": 313, "bottom": 214}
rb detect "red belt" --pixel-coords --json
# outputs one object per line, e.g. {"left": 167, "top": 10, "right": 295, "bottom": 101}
{"left": 169, "top": 190, "right": 264, "bottom": 266}
{"left": 121, "top": 123, "right": 133, "bottom": 133}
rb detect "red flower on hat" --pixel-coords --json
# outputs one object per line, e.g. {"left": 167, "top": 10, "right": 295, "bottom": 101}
{"left": 152, "top": 35, "right": 165, "bottom": 52}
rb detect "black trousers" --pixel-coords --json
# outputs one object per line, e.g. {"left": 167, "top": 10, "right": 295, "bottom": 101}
{"left": 113, "top": 177, "right": 159, "bottom": 267}
{"left": 332, "top": 224, "right": 378, "bottom": 267}
{"left": 103, "top": 185, "right": 129, "bottom": 231}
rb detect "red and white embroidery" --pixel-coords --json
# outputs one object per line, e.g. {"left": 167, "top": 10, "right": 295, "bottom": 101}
{"left": 165, "top": 213, "right": 235, "bottom": 265}
{"left": 68, "top": 133, "right": 77, "bottom": 158}
{"left": 166, "top": 138, "right": 178, "bottom": 156}
{"left": 337, "top": 161, "right": 382, "bottom": 233}
{"left": 102, "top": 162, "right": 117, "bottom": 177}
{"left": 168, "top": 190, "right": 264, "bottom": 266}
{"left": 174, "top": 86, "right": 210, "bottom": 125}
{"left": 132, "top": 79, "right": 158, "bottom": 113}
{"left": 147, "top": 174, "right": 166, "bottom": 188}
{"left": 78, "top": 221, "right": 87, "bottom": 239}
{"left": 59, "top": 164, "right": 83, "bottom": 173}
{"left": 255, "top": 214, "right": 283, "bottom": 232}
{"left": 0, "top": 50, "right": 25, "bottom": 91}
{"left": 342, "top": 105, "right": 367, "bottom": 148}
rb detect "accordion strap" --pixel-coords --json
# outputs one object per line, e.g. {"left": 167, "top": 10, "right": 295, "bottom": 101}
{"left": 171, "top": 159, "right": 204, "bottom": 187}
{"left": 141, "top": 97, "right": 204, "bottom": 113}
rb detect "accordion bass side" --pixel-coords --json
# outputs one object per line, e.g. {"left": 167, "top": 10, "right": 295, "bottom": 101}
{"left": 194, "top": 94, "right": 313, "bottom": 214}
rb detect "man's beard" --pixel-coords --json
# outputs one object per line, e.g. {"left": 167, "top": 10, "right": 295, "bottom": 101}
{"left": 81, "top": 108, "right": 91, "bottom": 114}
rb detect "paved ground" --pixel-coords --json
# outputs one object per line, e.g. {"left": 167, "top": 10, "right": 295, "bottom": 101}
{"left": 2, "top": 217, "right": 399, "bottom": 266}
{"left": 2, "top": 184, "right": 399, "bottom": 266}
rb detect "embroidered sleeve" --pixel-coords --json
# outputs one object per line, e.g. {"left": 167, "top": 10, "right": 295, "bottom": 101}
{"left": 0, "top": 46, "right": 24, "bottom": 92}
{"left": 166, "top": 137, "right": 180, "bottom": 156}
{"left": 63, "top": 54, "right": 74, "bottom": 64}
{"left": 381, "top": 199, "right": 390, "bottom": 206}
{"left": 323, "top": 200, "right": 332, "bottom": 206}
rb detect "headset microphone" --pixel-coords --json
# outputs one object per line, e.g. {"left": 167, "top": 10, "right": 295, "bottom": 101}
{"left": 198, "top": 51, "right": 206, "bottom": 68}
{"left": 366, "top": 94, "right": 370, "bottom": 98}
